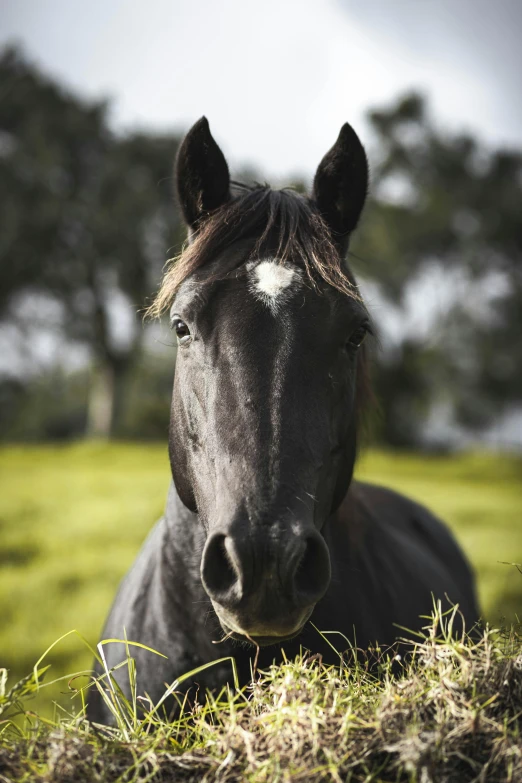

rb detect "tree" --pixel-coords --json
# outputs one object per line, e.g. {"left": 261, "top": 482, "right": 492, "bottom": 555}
{"left": 0, "top": 46, "right": 184, "bottom": 436}
{"left": 2, "top": 50, "right": 521, "bottom": 446}
{"left": 351, "top": 93, "right": 522, "bottom": 445}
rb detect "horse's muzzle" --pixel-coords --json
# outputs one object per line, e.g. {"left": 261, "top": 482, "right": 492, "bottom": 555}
{"left": 200, "top": 526, "right": 331, "bottom": 641}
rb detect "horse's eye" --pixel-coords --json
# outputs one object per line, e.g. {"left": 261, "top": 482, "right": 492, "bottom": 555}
{"left": 346, "top": 324, "right": 368, "bottom": 351}
{"left": 171, "top": 317, "right": 191, "bottom": 345}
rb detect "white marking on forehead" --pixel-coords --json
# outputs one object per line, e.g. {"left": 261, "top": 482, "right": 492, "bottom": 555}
{"left": 249, "top": 259, "right": 299, "bottom": 313}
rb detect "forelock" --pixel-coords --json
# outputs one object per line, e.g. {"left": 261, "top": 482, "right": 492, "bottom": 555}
{"left": 146, "top": 185, "right": 362, "bottom": 318}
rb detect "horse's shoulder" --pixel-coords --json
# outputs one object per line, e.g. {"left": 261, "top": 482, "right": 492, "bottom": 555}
{"left": 351, "top": 479, "right": 443, "bottom": 530}
{"left": 348, "top": 479, "right": 474, "bottom": 577}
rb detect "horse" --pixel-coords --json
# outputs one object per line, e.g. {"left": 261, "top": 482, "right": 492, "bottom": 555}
{"left": 87, "top": 117, "right": 479, "bottom": 724}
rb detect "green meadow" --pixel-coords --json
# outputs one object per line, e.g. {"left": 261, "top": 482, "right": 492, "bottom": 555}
{"left": 1, "top": 443, "right": 521, "bottom": 716}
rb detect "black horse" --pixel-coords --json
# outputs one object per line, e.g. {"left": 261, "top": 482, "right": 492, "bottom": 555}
{"left": 87, "top": 118, "right": 479, "bottom": 724}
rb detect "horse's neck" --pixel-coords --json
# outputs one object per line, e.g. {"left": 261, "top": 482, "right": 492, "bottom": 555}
{"left": 161, "top": 482, "right": 229, "bottom": 658}
{"left": 163, "top": 480, "right": 207, "bottom": 586}
{"left": 326, "top": 479, "right": 367, "bottom": 553}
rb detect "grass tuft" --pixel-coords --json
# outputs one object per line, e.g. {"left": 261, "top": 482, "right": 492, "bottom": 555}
{"left": 1, "top": 606, "right": 521, "bottom": 782}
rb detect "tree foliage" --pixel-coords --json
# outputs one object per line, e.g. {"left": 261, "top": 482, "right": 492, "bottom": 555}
{"left": 351, "top": 93, "right": 522, "bottom": 444}
{"left": 0, "top": 46, "right": 183, "bottom": 436}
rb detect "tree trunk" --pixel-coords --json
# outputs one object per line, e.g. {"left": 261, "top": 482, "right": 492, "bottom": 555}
{"left": 86, "top": 360, "right": 115, "bottom": 439}
{"left": 86, "top": 352, "right": 135, "bottom": 438}
{"left": 110, "top": 358, "right": 131, "bottom": 435}
{"left": 85, "top": 286, "right": 140, "bottom": 438}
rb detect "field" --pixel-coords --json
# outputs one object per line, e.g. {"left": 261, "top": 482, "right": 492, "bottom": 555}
{"left": 0, "top": 443, "right": 521, "bottom": 716}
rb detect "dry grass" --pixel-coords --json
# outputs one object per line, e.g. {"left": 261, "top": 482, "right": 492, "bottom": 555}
{"left": 1, "top": 605, "right": 521, "bottom": 783}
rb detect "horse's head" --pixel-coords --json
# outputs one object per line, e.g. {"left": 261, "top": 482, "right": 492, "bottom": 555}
{"left": 158, "top": 118, "right": 370, "bottom": 645}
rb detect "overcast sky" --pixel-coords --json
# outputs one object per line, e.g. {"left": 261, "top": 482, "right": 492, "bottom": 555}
{"left": 1, "top": 0, "right": 521, "bottom": 180}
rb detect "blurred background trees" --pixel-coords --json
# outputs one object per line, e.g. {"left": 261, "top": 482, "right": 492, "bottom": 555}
{"left": 352, "top": 94, "right": 522, "bottom": 446}
{"left": 1, "top": 46, "right": 521, "bottom": 448}
{"left": 0, "top": 46, "right": 183, "bottom": 438}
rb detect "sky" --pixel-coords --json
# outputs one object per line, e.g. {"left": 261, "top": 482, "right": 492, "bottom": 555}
{"left": 1, "top": 0, "right": 521, "bottom": 181}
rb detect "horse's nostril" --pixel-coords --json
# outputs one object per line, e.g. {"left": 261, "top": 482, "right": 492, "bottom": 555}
{"left": 201, "top": 533, "right": 238, "bottom": 599}
{"left": 293, "top": 533, "right": 331, "bottom": 606}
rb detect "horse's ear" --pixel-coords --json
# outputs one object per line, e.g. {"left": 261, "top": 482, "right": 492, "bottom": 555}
{"left": 175, "top": 117, "right": 231, "bottom": 229}
{"left": 312, "top": 123, "right": 368, "bottom": 253}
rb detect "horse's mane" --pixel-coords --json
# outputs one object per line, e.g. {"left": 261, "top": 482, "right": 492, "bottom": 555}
{"left": 147, "top": 183, "right": 362, "bottom": 317}
{"left": 148, "top": 183, "right": 372, "bottom": 428}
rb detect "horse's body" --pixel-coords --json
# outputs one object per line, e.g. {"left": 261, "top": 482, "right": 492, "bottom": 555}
{"left": 88, "top": 481, "right": 477, "bottom": 722}
{"left": 87, "top": 118, "right": 479, "bottom": 725}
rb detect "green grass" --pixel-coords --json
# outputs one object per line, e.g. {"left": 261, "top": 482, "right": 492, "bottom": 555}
{"left": 0, "top": 443, "right": 521, "bottom": 720}
{"left": 0, "top": 443, "right": 170, "bottom": 715}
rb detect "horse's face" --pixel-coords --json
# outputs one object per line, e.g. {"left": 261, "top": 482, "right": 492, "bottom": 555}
{"left": 167, "top": 118, "right": 369, "bottom": 645}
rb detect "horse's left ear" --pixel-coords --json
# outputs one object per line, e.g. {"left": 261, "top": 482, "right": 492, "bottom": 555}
{"left": 313, "top": 123, "right": 369, "bottom": 253}
{"left": 175, "top": 116, "right": 231, "bottom": 230}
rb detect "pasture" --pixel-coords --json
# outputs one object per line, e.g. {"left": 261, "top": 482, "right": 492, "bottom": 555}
{"left": 1, "top": 443, "right": 521, "bottom": 714}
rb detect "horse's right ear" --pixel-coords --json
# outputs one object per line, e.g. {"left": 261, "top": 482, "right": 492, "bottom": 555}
{"left": 175, "top": 117, "right": 231, "bottom": 230}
